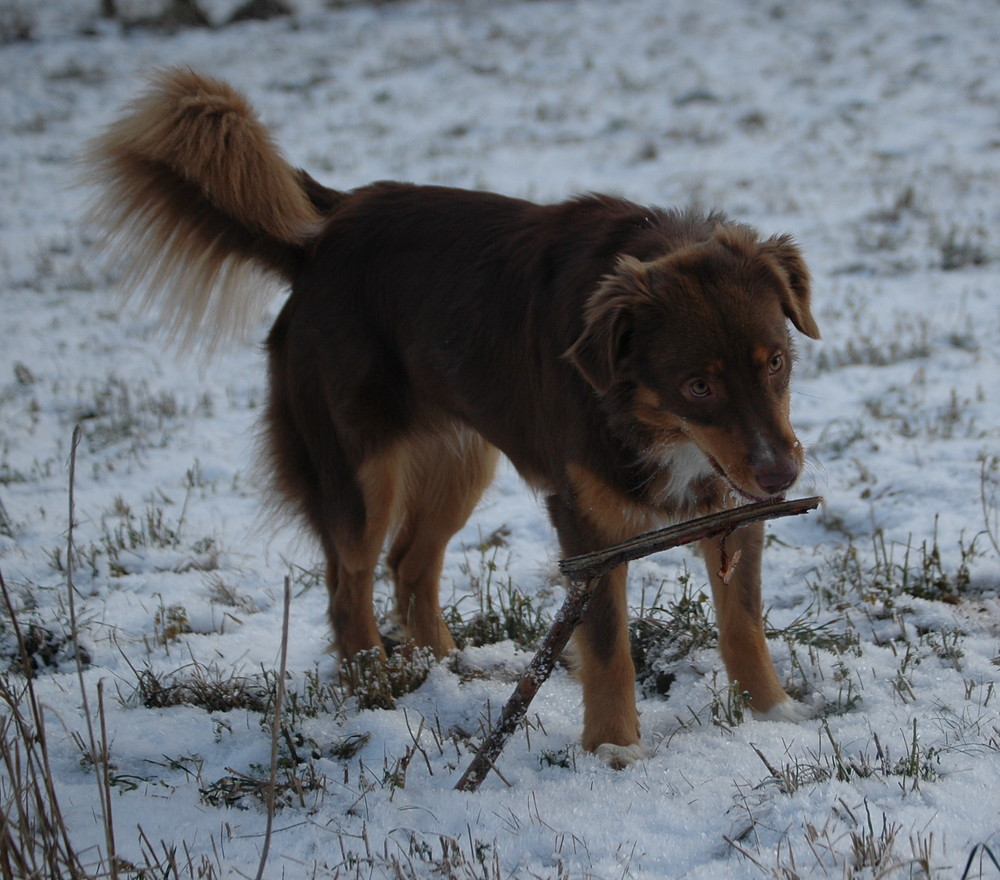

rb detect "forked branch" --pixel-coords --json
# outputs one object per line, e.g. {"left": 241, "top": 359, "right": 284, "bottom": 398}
{"left": 454, "top": 495, "right": 822, "bottom": 791}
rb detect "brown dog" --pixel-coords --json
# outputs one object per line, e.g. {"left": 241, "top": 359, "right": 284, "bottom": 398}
{"left": 86, "top": 69, "right": 820, "bottom": 767}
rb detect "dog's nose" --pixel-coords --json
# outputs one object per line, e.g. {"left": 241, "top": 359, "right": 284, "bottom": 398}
{"left": 753, "top": 460, "right": 799, "bottom": 497}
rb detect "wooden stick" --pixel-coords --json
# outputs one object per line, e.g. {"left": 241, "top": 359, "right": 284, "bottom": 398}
{"left": 559, "top": 496, "right": 823, "bottom": 581}
{"left": 454, "top": 495, "right": 822, "bottom": 791}
{"left": 454, "top": 572, "right": 599, "bottom": 791}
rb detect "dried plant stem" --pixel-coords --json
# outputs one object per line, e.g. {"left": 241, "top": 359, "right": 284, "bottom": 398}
{"left": 255, "top": 575, "right": 292, "bottom": 880}
{"left": 979, "top": 456, "right": 1000, "bottom": 560}
{"left": 0, "top": 567, "right": 84, "bottom": 876}
{"left": 97, "top": 681, "right": 117, "bottom": 872}
{"left": 455, "top": 496, "right": 822, "bottom": 791}
{"left": 66, "top": 424, "right": 119, "bottom": 876}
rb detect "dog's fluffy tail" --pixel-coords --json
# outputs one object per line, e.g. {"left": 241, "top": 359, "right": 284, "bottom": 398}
{"left": 84, "top": 68, "right": 327, "bottom": 348}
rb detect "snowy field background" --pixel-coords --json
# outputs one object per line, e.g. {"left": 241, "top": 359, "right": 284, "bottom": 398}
{"left": 1, "top": 0, "right": 1000, "bottom": 877}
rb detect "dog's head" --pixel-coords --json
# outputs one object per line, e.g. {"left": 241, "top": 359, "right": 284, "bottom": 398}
{"left": 566, "top": 224, "right": 820, "bottom": 503}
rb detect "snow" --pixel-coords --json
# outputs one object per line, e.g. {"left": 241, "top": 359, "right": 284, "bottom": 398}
{"left": 1, "top": 0, "right": 1000, "bottom": 877}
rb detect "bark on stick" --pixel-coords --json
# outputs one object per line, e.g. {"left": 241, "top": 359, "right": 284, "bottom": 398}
{"left": 454, "top": 495, "right": 822, "bottom": 792}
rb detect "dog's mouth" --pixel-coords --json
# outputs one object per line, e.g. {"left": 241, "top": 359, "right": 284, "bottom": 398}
{"left": 705, "top": 455, "right": 788, "bottom": 505}
{"left": 728, "top": 483, "right": 786, "bottom": 504}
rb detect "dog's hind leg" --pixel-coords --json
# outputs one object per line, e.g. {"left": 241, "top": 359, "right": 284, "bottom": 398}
{"left": 263, "top": 384, "right": 397, "bottom": 664}
{"left": 387, "top": 429, "right": 498, "bottom": 657}
{"left": 325, "top": 449, "right": 404, "bottom": 661}
{"left": 264, "top": 316, "right": 412, "bottom": 670}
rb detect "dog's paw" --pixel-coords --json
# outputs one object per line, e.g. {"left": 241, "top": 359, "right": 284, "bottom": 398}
{"left": 594, "top": 742, "right": 650, "bottom": 769}
{"left": 753, "top": 698, "right": 811, "bottom": 724}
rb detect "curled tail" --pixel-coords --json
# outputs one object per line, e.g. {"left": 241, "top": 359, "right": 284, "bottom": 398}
{"left": 84, "top": 68, "right": 329, "bottom": 348}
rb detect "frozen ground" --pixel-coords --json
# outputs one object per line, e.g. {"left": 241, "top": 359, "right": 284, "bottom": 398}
{"left": 1, "top": 0, "right": 999, "bottom": 877}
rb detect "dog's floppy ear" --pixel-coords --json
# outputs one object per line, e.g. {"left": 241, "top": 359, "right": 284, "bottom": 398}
{"left": 565, "top": 255, "right": 651, "bottom": 393}
{"left": 760, "top": 234, "right": 821, "bottom": 340}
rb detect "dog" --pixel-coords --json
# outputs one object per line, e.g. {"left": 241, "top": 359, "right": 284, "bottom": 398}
{"left": 85, "top": 69, "right": 820, "bottom": 768}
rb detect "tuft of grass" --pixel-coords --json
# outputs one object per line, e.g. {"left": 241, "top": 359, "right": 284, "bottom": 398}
{"left": 0, "top": 488, "right": 13, "bottom": 537}
{"left": 539, "top": 746, "right": 576, "bottom": 770}
{"left": 747, "top": 800, "right": 937, "bottom": 880}
{"left": 153, "top": 601, "right": 190, "bottom": 645}
{"left": 668, "top": 670, "right": 755, "bottom": 737}
{"left": 47, "top": 484, "right": 220, "bottom": 579}
{"left": 124, "top": 661, "right": 271, "bottom": 713}
{"left": 2, "top": 620, "right": 91, "bottom": 673}
{"left": 891, "top": 717, "right": 941, "bottom": 790}
{"left": 807, "top": 522, "right": 977, "bottom": 610}
{"left": 0, "top": 1, "right": 33, "bottom": 44}
{"left": 847, "top": 805, "right": 904, "bottom": 877}
{"left": 444, "top": 535, "right": 550, "bottom": 651}
{"left": 282, "top": 665, "right": 346, "bottom": 722}
{"left": 630, "top": 568, "right": 716, "bottom": 698}
{"left": 200, "top": 760, "right": 328, "bottom": 811}
{"left": 935, "top": 223, "right": 991, "bottom": 270}
{"left": 320, "top": 828, "right": 504, "bottom": 880}
{"left": 342, "top": 644, "right": 437, "bottom": 712}
{"left": 861, "top": 381, "right": 986, "bottom": 442}
{"left": 707, "top": 677, "right": 751, "bottom": 731}
{"left": 72, "top": 375, "right": 181, "bottom": 453}
{"left": 204, "top": 573, "right": 259, "bottom": 615}
{"left": 447, "top": 582, "right": 549, "bottom": 651}
{"left": 0, "top": 660, "right": 93, "bottom": 878}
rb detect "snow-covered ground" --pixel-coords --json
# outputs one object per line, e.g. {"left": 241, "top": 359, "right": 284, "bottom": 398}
{"left": 1, "top": 0, "right": 999, "bottom": 876}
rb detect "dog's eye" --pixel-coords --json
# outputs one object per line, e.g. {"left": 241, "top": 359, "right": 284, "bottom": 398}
{"left": 768, "top": 353, "right": 785, "bottom": 375}
{"left": 686, "top": 378, "right": 713, "bottom": 399}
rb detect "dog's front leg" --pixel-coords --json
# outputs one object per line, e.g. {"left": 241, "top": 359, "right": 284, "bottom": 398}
{"left": 547, "top": 494, "right": 645, "bottom": 767}
{"left": 700, "top": 522, "right": 806, "bottom": 722}
{"left": 574, "top": 563, "right": 646, "bottom": 765}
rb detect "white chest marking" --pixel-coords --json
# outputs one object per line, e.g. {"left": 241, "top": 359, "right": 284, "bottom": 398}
{"left": 659, "top": 442, "right": 715, "bottom": 505}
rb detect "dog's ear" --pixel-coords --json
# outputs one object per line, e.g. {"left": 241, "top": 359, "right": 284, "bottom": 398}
{"left": 760, "top": 234, "right": 821, "bottom": 340}
{"left": 565, "top": 255, "right": 651, "bottom": 393}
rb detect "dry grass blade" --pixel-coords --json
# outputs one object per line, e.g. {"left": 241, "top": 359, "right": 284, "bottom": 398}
{"left": 0, "top": 567, "right": 92, "bottom": 878}
{"left": 66, "top": 424, "right": 119, "bottom": 877}
{"left": 254, "top": 575, "right": 292, "bottom": 880}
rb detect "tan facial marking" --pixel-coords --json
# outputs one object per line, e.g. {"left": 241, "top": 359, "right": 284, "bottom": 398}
{"left": 633, "top": 385, "right": 686, "bottom": 436}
